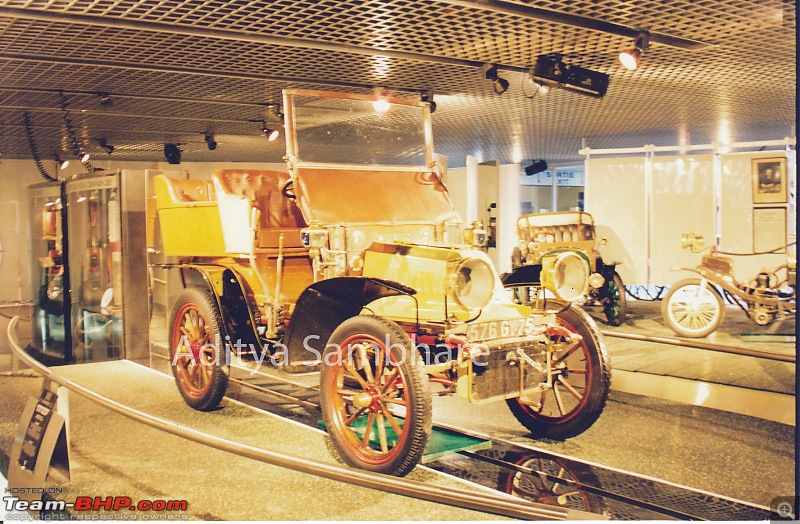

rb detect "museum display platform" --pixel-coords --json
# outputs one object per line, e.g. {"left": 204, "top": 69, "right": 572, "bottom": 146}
{"left": 1, "top": 296, "right": 794, "bottom": 520}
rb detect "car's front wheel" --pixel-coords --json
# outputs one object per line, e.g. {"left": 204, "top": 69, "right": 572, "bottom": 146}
{"left": 319, "top": 316, "right": 432, "bottom": 477}
{"left": 507, "top": 302, "right": 611, "bottom": 440}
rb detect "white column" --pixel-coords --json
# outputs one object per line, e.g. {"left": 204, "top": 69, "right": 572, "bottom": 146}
{"left": 496, "top": 163, "right": 521, "bottom": 275}
{"left": 465, "top": 155, "right": 479, "bottom": 223}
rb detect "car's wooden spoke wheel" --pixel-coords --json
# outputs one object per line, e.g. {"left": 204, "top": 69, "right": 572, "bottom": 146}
{"left": 320, "top": 316, "right": 431, "bottom": 477}
{"left": 169, "top": 288, "right": 228, "bottom": 411}
{"left": 507, "top": 302, "right": 611, "bottom": 440}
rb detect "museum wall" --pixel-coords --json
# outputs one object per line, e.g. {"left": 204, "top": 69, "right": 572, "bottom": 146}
{"left": 585, "top": 150, "right": 795, "bottom": 286}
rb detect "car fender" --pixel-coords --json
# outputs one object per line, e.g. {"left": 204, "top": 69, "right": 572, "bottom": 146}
{"left": 282, "top": 277, "right": 416, "bottom": 372}
{"left": 160, "top": 263, "right": 261, "bottom": 354}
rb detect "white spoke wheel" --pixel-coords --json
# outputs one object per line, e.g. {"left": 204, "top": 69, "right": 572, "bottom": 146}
{"left": 320, "top": 316, "right": 431, "bottom": 477}
{"left": 507, "top": 301, "right": 610, "bottom": 440}
{"left": 169, "top": 287, "right": 228, "bottom": 411}
{"left": 662, "top": 278, "right": 724, "bottom": 338}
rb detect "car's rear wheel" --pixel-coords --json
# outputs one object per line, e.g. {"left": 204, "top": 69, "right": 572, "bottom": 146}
{"left": 507, "top": 302, "right": 610, "bottom": 440}
{"left": 169, "top": 287, "right": 228, "bottom": 411}
{"left": 320, "top": 316, "right": 432, "bottom": 477}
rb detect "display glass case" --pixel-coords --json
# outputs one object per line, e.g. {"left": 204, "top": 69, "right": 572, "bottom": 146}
{"left": 29, "top": 182, "right": 69, "bottom": 360}
{"left": 65, "top": 173, "right": 124, "bottom": 362}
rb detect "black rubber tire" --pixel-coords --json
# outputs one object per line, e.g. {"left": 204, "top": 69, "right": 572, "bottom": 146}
{"left": 169, "top": 287, "right": 228, "bottom": 411}
{"left": 661, "top": 278, "right": 725, "bottom": 338}
{"left": 320, "top": 316, "right": 432, "bottom": 477}
{"left": 603, "top": 272, "right": 627, "bottom": 326}
{"left": 507, "top": 301, "right": 611, "bottom": 440}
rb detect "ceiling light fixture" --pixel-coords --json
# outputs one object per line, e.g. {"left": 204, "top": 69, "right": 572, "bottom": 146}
{"left": 98, "top": 92, "right": 113, "bottom": 108}
{"left": 98, "top": 137, "right": 114, "bottom": 154}
{"left": 164, "top": 143, "right": 182, "bottom": 164}
{"left": 204, "top": 132, "right": 217, "bottom": 151}
{"left": 261, "top": 122, "right": 280, "bottom": 142}
{"left": 80, "top": 152, "right": 90, "bottom": 163}
{"left": 525, "top": 159, "right": 548, "bottom": 176}
{"left": 372, "top": 87, "right": 390, "bottom": 112}
{"left": 483, "top": 64, "right": 510, "bottom": 95}
{"left": 420, "top": 90, "right": 437, "bottom": 113}
{"left": 54, "top": 154, "right": 69, "bottom": 170}
{"left": 619, "top": 32, "right": 650, "bottom": 70}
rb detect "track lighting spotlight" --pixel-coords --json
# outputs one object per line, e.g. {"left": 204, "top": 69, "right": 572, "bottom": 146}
{"left": 54, "top": 154, "right": 69, "bottom": 170}
{"left": 372, "top": 87, "right": 390, "bottom": 112}
{"left": 619, "top": 32, "right": 650, "bottom": 70}
{"left": 204, "top": 132, "right": 217, "bottom": 151}
{"left": 525, "top": 159, "right": 548, "bottom": 176}
{"left": 420, "top": 91, "right": 437, "bottom": 113}
{"left": 80, "top": 152, "right": 90, "bottom": 163}
{"left": 98, "top": 137, "right": 114, "bottom": 154}
{"left": 164, "top": 143, "right": 182, "bottom": 164}
{"left": 98, "top": 92, "right": 113, "bottom": 108}
{"left": 261, "top": 122, "right": 280, "bottom": 142}
{"left": 484, "top": 64, "right": 510, "bottom": 95}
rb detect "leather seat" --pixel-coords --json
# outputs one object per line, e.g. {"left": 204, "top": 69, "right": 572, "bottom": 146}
{"left": 212, "top": 169, "right": 306, "bottom": 249}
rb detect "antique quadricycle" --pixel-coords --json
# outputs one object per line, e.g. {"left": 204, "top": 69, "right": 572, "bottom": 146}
{"left": 150, "top": 89, "right": 610, "bottom": 476}
{"left": 511, "top": 211, "right": 626, "bottom": 326}
{"left": 662, "top": 233, "right": 796, "bottom": 338}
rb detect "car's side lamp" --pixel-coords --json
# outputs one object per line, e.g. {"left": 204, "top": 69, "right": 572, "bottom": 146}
{"left": 301, "top": 221, "right": 328, "bottom": 257}
{"left": 464, "top": 221, "right": 487, "bottom": 248}
{"left": 681, "top": 232, "right": 705, "bottom": 252}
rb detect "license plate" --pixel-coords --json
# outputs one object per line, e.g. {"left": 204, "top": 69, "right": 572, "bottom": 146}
{"left": 466, "top": 318, "right": 532, "bottom": 342}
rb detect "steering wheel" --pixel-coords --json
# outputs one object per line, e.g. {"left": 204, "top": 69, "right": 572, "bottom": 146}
{"left": 280, "top": 178, "right": 296, "bottom": 200}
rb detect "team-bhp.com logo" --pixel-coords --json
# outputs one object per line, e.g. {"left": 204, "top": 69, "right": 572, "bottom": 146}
{"left": 4, "top": 495, "right": 188, "bottom": 520}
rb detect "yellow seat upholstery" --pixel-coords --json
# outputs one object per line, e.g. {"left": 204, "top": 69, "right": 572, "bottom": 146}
{"left": 153, "top": 175, "right": 226, "bottom": 256}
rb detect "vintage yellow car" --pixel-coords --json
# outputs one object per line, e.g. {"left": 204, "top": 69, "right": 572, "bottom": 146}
{"left": 150, "top": 89, "right": 611, "bottom": 476}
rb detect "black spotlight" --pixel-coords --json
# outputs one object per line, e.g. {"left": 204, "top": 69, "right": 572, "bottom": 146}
{"left": 204, "top": 132, "right": 217, "bottom": 151}
{"left": 98, "top": 92, "right": 113, "bottom": 108}
{"left": 164, "top": 143, "right": 182, "bottom": 164}
{"left": 525, "top": 160, "right": 548, "bottom": 176}
{"left": 484, "top": 64, "right": 510, "bottom": 95}
{"left": 421, "top": 91, "right": 437, "bottom": 113}
{"left": 98, "top": 137, "right": 114, "bottom": 154}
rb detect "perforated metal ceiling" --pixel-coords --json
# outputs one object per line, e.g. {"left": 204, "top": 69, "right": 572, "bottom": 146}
{"left": 0, "top": 0, "right": 795, "bottom": 168}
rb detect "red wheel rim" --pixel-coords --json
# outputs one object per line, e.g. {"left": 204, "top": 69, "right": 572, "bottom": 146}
{"left": 518, "top": 317, "right": 592, "bottom": 424}
{"left": 324, "top": 333, "right": 411, "bottom": 466}
{"left": 172, "top": 302, "right": 216, "bottom": 398}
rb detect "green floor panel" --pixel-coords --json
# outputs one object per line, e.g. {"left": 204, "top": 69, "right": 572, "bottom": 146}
{"left": 317, "top": 416, "right": 490, "bottom": 463}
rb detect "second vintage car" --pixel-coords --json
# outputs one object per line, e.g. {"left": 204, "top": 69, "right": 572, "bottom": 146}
{"left": 150, "top": 89, "right": 611, "bottom": 476}
{"left": 511, "top": 211, "right": 627, "bottom": 326}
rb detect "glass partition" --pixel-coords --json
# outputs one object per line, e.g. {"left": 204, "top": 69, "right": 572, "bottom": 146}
{"left": 29, "top": 182, "right": 69, "bottom": 360}
{"left": 65, "top": 173, "right": 123, "bottom": 362}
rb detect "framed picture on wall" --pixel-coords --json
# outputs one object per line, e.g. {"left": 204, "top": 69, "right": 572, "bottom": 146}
{"left": 752, "top": 157, "right": 787, "bottom": 204}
